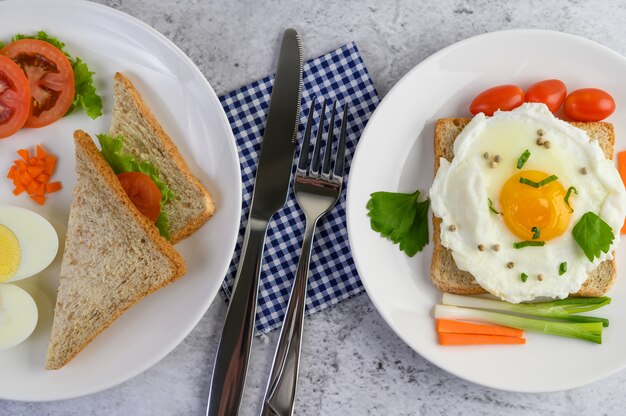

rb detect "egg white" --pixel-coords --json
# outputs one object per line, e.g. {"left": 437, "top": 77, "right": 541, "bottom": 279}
{"left": 430, "top": 103, "right": 626, "bottom": 303}
{"left": 0, "top": 205, "right": 59, "bottom": 282}
{"left": 0, "top": 283, "right": 38, "bottom": 350}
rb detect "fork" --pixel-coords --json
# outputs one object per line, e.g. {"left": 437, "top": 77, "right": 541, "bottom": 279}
{"left": 260, "top": 99, "right": 348, "bottom": 416}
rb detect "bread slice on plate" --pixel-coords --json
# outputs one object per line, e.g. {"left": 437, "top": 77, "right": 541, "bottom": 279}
{"left": 431, "top": 118, "right": 616, "bottom": 297}
{"left": 45, "top": 131, "right": 186, "bottom": 370}
{"left": 109, "top": 72, "right": 215, "bottom": 243}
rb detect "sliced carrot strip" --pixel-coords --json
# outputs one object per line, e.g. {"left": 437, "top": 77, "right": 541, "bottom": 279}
{"left": 20, "top": 173, "right": 33, "bottom": 186}
{"left": 30, "top": 195, "right": 46, "bottom": 205}
{"left": 7, "top": 166, "right": 17, "bottom": 179}
{"left": 44, "top": 156, "right": 57, "bottom": 175}
{"left": 620, "top": 151, "right": 626, "bottom": 234}
{"left": 436, "top": 319, "right": 524, "bottom": 337}
{"left": 13, "top": 186, "right": 25, "bottom": 196}
{"left": 36, "top": 145, "right": 48, "bottom": 159}
{"left": 17, "top": 149, "right": 29, "bottom": 162}
{"left": 26, "top": 180, "right": 39, "bottom": 195}
{"left": 46, "top": 181, "right": 62, "bottom": 193}
{"left": 27, "top": 165, "right": 45, "bottom": 178}
{"left": 438, "top": 333, "right": 526, "bottom": 346}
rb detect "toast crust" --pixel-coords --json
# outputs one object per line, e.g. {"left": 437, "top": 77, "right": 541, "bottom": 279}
{"left": 45, "top": 131, "right": 186, "bottom": 370}
{"left": 113, "top": 72, "right": 215, "bottom": 243}
{"left": 431, "top": 118, "right": 617, "bottom": 298}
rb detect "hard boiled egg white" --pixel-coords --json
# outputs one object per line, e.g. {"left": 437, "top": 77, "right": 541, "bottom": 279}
{"left": 0, "top": 283, "right": 38, "bottom": 350}
{"left": 0, "top": 205, "right": 59, "bottom": 283}
{"left": 430, "top": 103, "right": 626, "bottom": 303}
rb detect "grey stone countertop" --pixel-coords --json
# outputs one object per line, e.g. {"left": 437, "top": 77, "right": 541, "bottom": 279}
{"left": 3, "top": 0, "right": 626, "bottom": 415}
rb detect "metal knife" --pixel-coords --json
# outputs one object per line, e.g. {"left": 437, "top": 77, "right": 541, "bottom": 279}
{"left": 206, "top": 29, "right": 303, "bottom": 416}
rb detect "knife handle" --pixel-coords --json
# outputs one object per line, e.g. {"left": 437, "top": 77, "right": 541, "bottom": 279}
{"left": 207, "top": 217, "right": 269, "bottom": 416}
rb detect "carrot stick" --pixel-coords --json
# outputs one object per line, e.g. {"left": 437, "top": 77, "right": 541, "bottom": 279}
{"left": 438, "top": 333, "right": 526, "bottom": 346}
{"left": 436, "top": 319, "right": 524, "bottom": 337}
{"left": 620, "top": 151, "right": 626, "bottom": 234}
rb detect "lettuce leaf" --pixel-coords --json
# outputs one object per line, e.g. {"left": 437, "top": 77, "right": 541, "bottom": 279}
{"left": 12, "top": 31, "right": 103, "bottom": 119}
{"left": 97, "top": 133, "right": 175, "bottom": 239}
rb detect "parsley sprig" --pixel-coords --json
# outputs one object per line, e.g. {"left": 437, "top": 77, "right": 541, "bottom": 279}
{"left": 572, "top": 212, "right": 614, "bottom": 262}
{"left": 367, "top": 189, "right": 430, "bottom": 257}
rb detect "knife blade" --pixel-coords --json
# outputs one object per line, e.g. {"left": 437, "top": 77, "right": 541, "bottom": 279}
{"left": 206, "top": 28, "right": 302, "bottom": 416}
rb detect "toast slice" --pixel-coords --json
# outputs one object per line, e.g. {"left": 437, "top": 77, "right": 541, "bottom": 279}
{"left": 431, "top": 118, "right": 616, "bottom": 297}
{"left": 109, "top": 72, "right": 215, "bottom": 243}
{"left": 45, "top": 130, "right": 186, "bottom": 370}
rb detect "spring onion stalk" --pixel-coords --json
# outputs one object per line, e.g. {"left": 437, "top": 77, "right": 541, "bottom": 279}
{"left": 441, "top": 293, "right": 610, "bottom": 327}
{"left": 434, "top": 305, "right": 603, "bottom": 344}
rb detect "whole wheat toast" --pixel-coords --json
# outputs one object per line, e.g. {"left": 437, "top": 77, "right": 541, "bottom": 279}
{"left": 45, "top": 131, "right": 187, "bottom": 370}
{"left": 431, "top": 118, "right": 616, "bottom": 297}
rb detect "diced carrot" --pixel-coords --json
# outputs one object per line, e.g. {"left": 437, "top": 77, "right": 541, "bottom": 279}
{"left": 27, "top": 165, "right": 45, "bottom": 178}
{"left": 36, "top": 173, "right": 50, "bottom": 183}
{"left": 17, "top": 149, "right": 29, "bottom": 162}
{"left": 46, "top": 181, "right": 62, "bottom": 193}
{"left": 26, "top": 180, "right": 39, "bottom": 195}
{"left": 30, "top": 195, "right": 46, "bottom": 205}
{"left": 33, "top": 182, "right": 46, "bottom": 196}
{"left": 36, "top": 145, "right": 48, "bottom": 159}
{"left": 13, "top": 185, "right": 25, "bottom": 196}
{"left": 28, "top": 157, "right": 37, "bottom": 166}
{"left": 620, "top": 151, "right": 626, "bottom": 234}
{"left": 44, "top": 156, "right": 57, "bottom": 175}
{"left": 436, "top": 319, "right": 524, "bottom": 338}
{"left": 20, "top": 173, "right": 33, "bottom": 186}
{"left": 14, "top": 160, "right": 27, "bottom": 170}
{"left": 7, "top": 166, "right": 16, "bottom": 179}
{"left": 438, "top": 333, "right": 526, "bottom": 346}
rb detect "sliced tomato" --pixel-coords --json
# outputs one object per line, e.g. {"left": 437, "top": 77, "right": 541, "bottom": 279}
{"left": 117, "top": 172, "right": 162, "bottom": 223}
{"left": 0, "top": 55, "right": 30, "bottom": 139}
{"left": 0, "top": 39, "right": 75, "bottom": 128}
{"left": 525, "top": 79, "right": 567, "bottom": 113}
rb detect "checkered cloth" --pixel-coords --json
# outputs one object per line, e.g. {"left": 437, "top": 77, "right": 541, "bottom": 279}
{"left": 219, "top": 42, "right": 380, "bottom": 333}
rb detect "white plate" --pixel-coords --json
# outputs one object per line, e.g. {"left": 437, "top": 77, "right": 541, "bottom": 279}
{"left": 347, "top": 29, "right": 626, "bottom": 393}
{"left": 0, "top": 0, "right": 241, "bottom": 401}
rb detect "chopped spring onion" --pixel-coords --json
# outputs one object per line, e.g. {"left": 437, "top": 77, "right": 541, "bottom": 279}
{"left": 517, "top": 149, "right": 531, "bottom": 169}
{"left": 564, "top": 186, "right": 578, "bottom": 213}
{"left": 488, "top": 198, "right": 501, "bottom": 215}
{"left": 434, "top": 304, "right": 603, "bottom": 343}
{"left": 513, "top": 240, "right": 545, "bottom": 249}
{"left": 559, "top": 262, "right": 567, "bottom": 275}
{"left": 520, "top": 273, "right": 528, "bottom": 283}
{"left": 441, "top": 293, "right": 610, "bottom": 327}
{"left": 519, "top": 175, "right": 558, "bottom": 188}
{"left": 531, "top": 226, "right": 540, "bottom": 240}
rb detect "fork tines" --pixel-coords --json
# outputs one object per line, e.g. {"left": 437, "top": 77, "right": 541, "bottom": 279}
{"left": 298, "top": 98, "right": 349, "bottom": 180}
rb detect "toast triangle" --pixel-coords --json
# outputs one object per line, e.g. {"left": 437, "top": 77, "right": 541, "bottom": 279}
{"left": 45, "top": 130, "right": 186, "bottom": 370}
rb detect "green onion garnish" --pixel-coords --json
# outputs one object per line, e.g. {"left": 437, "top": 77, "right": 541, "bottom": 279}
{"left": 521, "top": 272, "right": 528, "bottom": 283}
{"left": 532, "top": 226, "right": 540, "bottom": 240}
{"left": 519, "top": 175, "right": 558, "bottom": 188}
{"left": 513, "top": 240, "right": 546, "bottom": 249}
{"left": 488, "top": 198, "right": 501, "bottom": 215}
{"left": 564, "top": 186, "right": 578, "bottom": 213}
{"left": 517, "top": 149, "right": 531, "bottom": 169}
{"left": 559, "top": 262, "right": 567, "bottom": 275}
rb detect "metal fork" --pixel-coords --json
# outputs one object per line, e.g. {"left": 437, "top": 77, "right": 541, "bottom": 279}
{"left": 260, "top": 99, "right": 348, "bottom": 416}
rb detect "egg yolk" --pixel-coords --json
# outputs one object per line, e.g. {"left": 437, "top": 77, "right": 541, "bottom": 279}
{"left": 499, "top": 170, "right": 572, "bottom": 241}
{"left": 0, "top": 224, "right": 20, "bottom": 282}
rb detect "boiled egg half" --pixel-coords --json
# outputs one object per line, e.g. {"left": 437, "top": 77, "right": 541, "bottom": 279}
{"left": 0, "top": 284, "right": 38, "bottom": 350}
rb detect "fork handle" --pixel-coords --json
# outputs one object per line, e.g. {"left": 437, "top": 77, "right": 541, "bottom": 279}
{"left": 207, "top": 217, "right": 269, "bottom": 416}
{"left": 261, "top": 217, "right": 318, "bottom": 416}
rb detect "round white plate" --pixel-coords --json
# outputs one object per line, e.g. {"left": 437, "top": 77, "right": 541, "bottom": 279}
{"left": 347, "top": 29, "right": 626, "bottom": 393}
{"left": 0, "top": 0, "right": 241, "bottom": 401}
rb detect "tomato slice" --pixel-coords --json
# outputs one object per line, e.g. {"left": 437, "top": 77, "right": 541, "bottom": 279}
{"left": 117, "top": 172, "right": 162, "bottom": 223}
{"left": 0, "top": 39, "right": 75, "bottom": 128}
{"left": 0, "top": 55, "right": 30, "bottom": 139}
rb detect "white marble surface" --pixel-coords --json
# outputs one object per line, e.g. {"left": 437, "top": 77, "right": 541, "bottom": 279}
{"left": 3, "top": 0, "right": 626, "bottom": 415}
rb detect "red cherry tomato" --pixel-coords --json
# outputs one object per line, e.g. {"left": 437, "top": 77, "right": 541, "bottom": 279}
{"left": 525, "top": 79, "right": 567, "bottom": 113}
{"left": 117, "top": 172, "right": 162, "bottom": 223}
{"left": 0, "top": 39, "right": 75, "bottom": 128}
{"left": 0, "top": 55, "right": 31, "bottom": 139}
{"left": 469, "top": 85, "right": 525, "bottom": 116}
{"left": 564, "top": 88, "right": 615, "bottom": 122}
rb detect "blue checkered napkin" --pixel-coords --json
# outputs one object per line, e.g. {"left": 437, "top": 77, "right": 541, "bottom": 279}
{"left": 219, "top": 42, "right": 380, "bottom": 333}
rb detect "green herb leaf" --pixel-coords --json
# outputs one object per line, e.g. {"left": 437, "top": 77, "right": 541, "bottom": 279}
{"left": 532, "top": 226, "right": 540, "bottom": 240}
{"left": 367, "top": 189, "right": 430, "bottom": 257}
{"left": 97, "top": 134, "right": 176, "bottom": 239}
{"left": 488, "top": 198, "right": 501, "bottom": 215}
{"left": 564, "top": 186, "right": 578, "bottom": 213}
{"left": 559, "top": 262, "right": 567, "bottom": 275}
{"left": 520, "top": 273, "right": 528, "bottom": 283}
{"left": 519, "top": 175, "right": 558, "bottom": 188}
{"left": 517, "top": 149, "right": 531, "bottom": 169}
{"left": 513, "top": 240, "right": 546, "bottom": 249}
{"left": 572, "top": 211, "right": 614, "bottom": 262}
{"left": 0, "top": 40, "right": 4, "bottom": 49}
{"left": 12, "top": 31, "right": 103, "bottom": 119}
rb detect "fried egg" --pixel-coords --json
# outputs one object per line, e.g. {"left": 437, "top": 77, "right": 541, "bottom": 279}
{"left": 0, "top": 205, "right": 58, "bottom": 283}
{"left": 430, "top": 103, "right": 626, "bottom": 303}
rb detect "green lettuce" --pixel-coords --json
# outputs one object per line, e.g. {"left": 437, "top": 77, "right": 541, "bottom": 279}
{"left": 97, "top": 133, "right": 175, "bottom": 239}
{"left": 12, "top": 31, "right": 103, "bottom": 119}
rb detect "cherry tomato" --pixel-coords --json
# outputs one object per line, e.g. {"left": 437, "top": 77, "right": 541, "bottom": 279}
{"left": 0, "top": 55, "right": 31, "bottom": 139}
{"left": 525, "top": 79, "right": 567, "bottom": 113}
{"left": 564, "top": 88, "right": 615, "bottom": 122}
{"left": 469, "top": 85, "right": 525, "bottom": 116}
{"left": 0, "top": 39, "right": 75, "bottom": 128}
{"left": 117, "top": 172, "right": 162, "bottom": 223}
